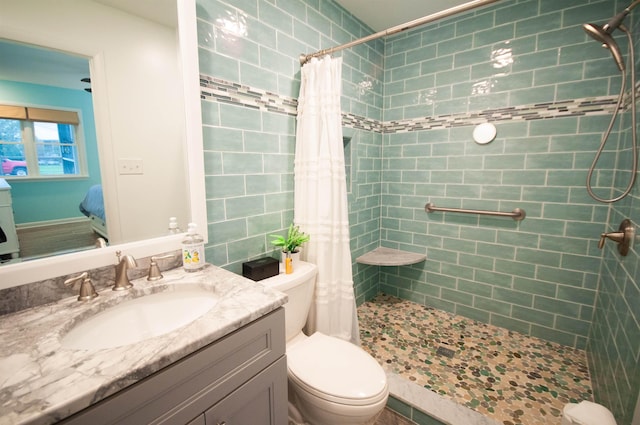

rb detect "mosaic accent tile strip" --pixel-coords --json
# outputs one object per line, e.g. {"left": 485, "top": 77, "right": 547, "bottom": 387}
{"left": 200, "top": 74, "right": 636, "bottom": 135}
{"left": 358, "top": 294, "right": 593, "bottom": 425}
{"left": 382, "top": 97, "right": 620, "bottom": 134}
{"left": 200, "top": 75, "right": 298, "bottom": 116}
{"left": 342, "top": 112, "right": 385, "bottom": 133}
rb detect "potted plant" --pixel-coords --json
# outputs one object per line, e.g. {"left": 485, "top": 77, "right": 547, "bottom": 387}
{"left": 270, "top": 223, "right": 310, "bottom": 271}
{"left": 270, "top": 223, "right": 310, "bottom": 253}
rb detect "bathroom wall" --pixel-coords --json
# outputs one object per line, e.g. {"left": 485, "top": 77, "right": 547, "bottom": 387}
{"left": 196, "top": 0, "right": 383, "bottom": 300}
{"left": 586, "top": 5, "right": 640, "bottom": 424}
{"left": 374, "top": 0, "right": 639, "bottom": 422}
{"left": 377, "top": 0, "right": 629, "bottom": 350}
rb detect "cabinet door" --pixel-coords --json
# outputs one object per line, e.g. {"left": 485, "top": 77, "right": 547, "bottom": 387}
{"left": 205, "top": 357, "right": 287, "bottom": 425}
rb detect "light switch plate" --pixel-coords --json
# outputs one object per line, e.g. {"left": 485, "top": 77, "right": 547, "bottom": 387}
{"left": 118, "top": 158, "right": 144, "bottom": 175}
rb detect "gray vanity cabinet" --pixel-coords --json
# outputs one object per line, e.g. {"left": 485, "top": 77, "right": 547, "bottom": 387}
{"left": 59, "top": 308, "right": 287, "bottom": 425}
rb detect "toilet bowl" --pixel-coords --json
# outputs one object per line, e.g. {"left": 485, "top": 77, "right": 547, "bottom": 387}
{"left": 288, "top": 332, "right": 388, "bottom": 425}
{"left": 260, "top": 261, "right": 389, "bottom": 425}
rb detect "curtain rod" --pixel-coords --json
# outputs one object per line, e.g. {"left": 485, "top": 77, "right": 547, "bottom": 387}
{"left": 299, "top": 0, "right": 500, "bottom": 65}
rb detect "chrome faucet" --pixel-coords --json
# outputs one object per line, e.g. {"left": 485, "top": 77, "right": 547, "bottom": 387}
{"left": 64, "top": 272, "right": 98, "bottom": 301}
{"left": 114, "top": 251, "right": 137, "bottom": 290}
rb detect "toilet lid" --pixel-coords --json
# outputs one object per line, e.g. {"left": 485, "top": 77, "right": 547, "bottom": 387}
{"left": 287, "top": 333, "right": 387, "bottom": 403}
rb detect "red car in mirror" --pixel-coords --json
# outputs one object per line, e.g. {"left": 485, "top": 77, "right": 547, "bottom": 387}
{"left": 1, "top": 158, "right": 27, "bottom": 176}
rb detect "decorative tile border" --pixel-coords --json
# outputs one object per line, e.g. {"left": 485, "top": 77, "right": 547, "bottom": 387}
{"left": 200, "top": 75, "right": 298, "bottom": 116}
{"left": 342, "top": 112, "right": 385, "bottom": 132}
{"left": 200, "top": 74, "right": 637, "bottom": 135}
{"left": 382, "top": 97, "right": 621, "bottom": 134}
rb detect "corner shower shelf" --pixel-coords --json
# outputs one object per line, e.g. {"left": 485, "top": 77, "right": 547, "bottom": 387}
{"left": 355, "top": 247, "right": 426, "bottom": 266}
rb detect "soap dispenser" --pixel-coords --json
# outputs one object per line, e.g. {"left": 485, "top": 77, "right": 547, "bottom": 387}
{"left": 168, "top": 217, "right": 181, "bottom": 234}
{"left": 182, "top": 223, "right": 205, "bottom": 272}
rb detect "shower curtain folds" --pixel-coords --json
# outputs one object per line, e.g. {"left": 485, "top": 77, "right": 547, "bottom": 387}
{"left": 294, "top": 56, "right": 359, "bottom": 344}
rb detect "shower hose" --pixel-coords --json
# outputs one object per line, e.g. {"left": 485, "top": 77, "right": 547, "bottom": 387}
{"left": 586, "top": 26, "right": 637, "bottom": 203}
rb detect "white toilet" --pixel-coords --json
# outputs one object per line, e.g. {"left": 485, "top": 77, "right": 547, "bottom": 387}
{"left": 260, "top": 261, "right": 389, "bottom": 425}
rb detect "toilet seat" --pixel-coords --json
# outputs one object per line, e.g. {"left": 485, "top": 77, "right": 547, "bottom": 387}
{"left": 287, "top": 333, "right": 388, "bottom": 406}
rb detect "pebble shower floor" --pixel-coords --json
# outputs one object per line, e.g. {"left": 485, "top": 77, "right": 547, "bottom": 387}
{"left": 358, "top": 294, "right": 593, "bottom": 425}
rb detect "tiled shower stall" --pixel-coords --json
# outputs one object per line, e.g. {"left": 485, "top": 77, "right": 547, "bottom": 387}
{"left": 196, "top": 0, "right": 640, "bottom": 423}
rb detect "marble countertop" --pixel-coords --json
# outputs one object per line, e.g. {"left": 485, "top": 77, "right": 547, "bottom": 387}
{"left": 0, "top": 264, "right": 287, "bottom": 425}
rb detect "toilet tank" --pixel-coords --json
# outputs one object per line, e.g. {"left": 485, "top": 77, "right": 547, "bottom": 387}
{"left": 260, "top": 261, "right": 317, "bottom": 342}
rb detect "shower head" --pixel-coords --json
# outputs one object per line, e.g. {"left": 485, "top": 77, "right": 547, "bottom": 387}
{"left": 582, "top": 1, "right": 640, "bottom": 72}
{"left": 582, "top": 22, "right": 625, "bottom": 72}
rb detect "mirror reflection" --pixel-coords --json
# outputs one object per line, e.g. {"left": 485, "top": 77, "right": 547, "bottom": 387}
{"left": 0, "top": 0, "right": 191, "bottom": 266}
{"left": 0, "top": 39, "right": 103, "bottom": 262}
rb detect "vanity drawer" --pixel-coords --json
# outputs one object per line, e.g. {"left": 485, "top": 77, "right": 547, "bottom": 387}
{"left": 60, "top": 307, "right": 286, "bottom": 425}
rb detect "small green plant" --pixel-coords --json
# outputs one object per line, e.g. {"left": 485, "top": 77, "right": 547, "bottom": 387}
{"left": 269, "top": 223, "right": 310, "bottom": 253}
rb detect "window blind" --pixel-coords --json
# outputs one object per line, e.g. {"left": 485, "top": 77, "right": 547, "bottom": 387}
{"left": 0, "top": 105, "right": 79, "bottom": 124}
{"left": 0, "top": 105, "right": 27, "bottom": 120}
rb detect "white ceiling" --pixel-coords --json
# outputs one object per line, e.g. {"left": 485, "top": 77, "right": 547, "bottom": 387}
{"left": 1, "top": 0, "right": 480, "bottom": 91}
{"left": 91, "top": 0, "right": 492, "bottom": 72}
{"left": 98, "top": 0, "right": 481, "bottom": 34}
{"left": 335, "top": 0, "right": 480, "bottom": 32}
{"left": 93, "top": 0, "right": 177, "bottom": 28}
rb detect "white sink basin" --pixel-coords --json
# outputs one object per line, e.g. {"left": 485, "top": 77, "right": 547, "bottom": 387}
{"left": 61, "top": 287, "right": 218, "bottom": 350}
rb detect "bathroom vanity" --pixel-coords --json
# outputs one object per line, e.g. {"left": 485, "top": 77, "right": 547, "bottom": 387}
{"left": 0, "top": 264, "right": 288, "bottom": 425}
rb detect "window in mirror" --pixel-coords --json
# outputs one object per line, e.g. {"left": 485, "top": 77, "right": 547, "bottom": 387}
{"left": 0, "top": 118, "right": 24, "bottom": 175}
{"left": 0, "top": 107, "right": 86, "bottom": 178}
{"left": 34, "top": 121, "right": 80, "bottom": 176}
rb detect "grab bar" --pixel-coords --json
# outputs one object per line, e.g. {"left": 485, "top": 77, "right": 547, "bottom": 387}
{"left": 425, "top": 202, "right": 526, "bottom": 221}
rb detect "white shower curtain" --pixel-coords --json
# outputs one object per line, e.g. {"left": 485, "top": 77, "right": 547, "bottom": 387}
{"left": 294, "top": 56, "right": 359, "bottom": 344}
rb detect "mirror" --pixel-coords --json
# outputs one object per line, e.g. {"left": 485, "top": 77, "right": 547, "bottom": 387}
{"left": 0, "top": 0, "right": 206, "bottom": 287}
{"left": 0, "top": 39, "right": 104, "bottom": 261}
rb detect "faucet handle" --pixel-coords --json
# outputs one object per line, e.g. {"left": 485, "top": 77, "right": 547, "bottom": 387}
{"left": 147, "top": 254, "right": 173, "bottom": 281}
{"left": 64, "top": 272, "right": 99, "bottom": 301}
{"left": 599, "top": 232, "right": 624, "bottom": 249}
{"left": 598, "top": 219, "right": 635, "bottom": 256}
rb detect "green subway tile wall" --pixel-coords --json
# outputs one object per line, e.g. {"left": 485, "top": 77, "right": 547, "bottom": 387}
{"left": 586, "top": 3, "right": 640, "bottom": 420}
{"left": 196, "top": 0, "right": 640, "bottom": 422}
{"left": 196, "top": 0, "right": 383, "bottom": 301}
{"left": 379, "top": 116, "right": 607, "bottom": 349}
{"left": 378, "top": 0, "right": 640, "bottom": 422}
{"left": 378, "top": 0, "right": 617, "bottom": 337}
